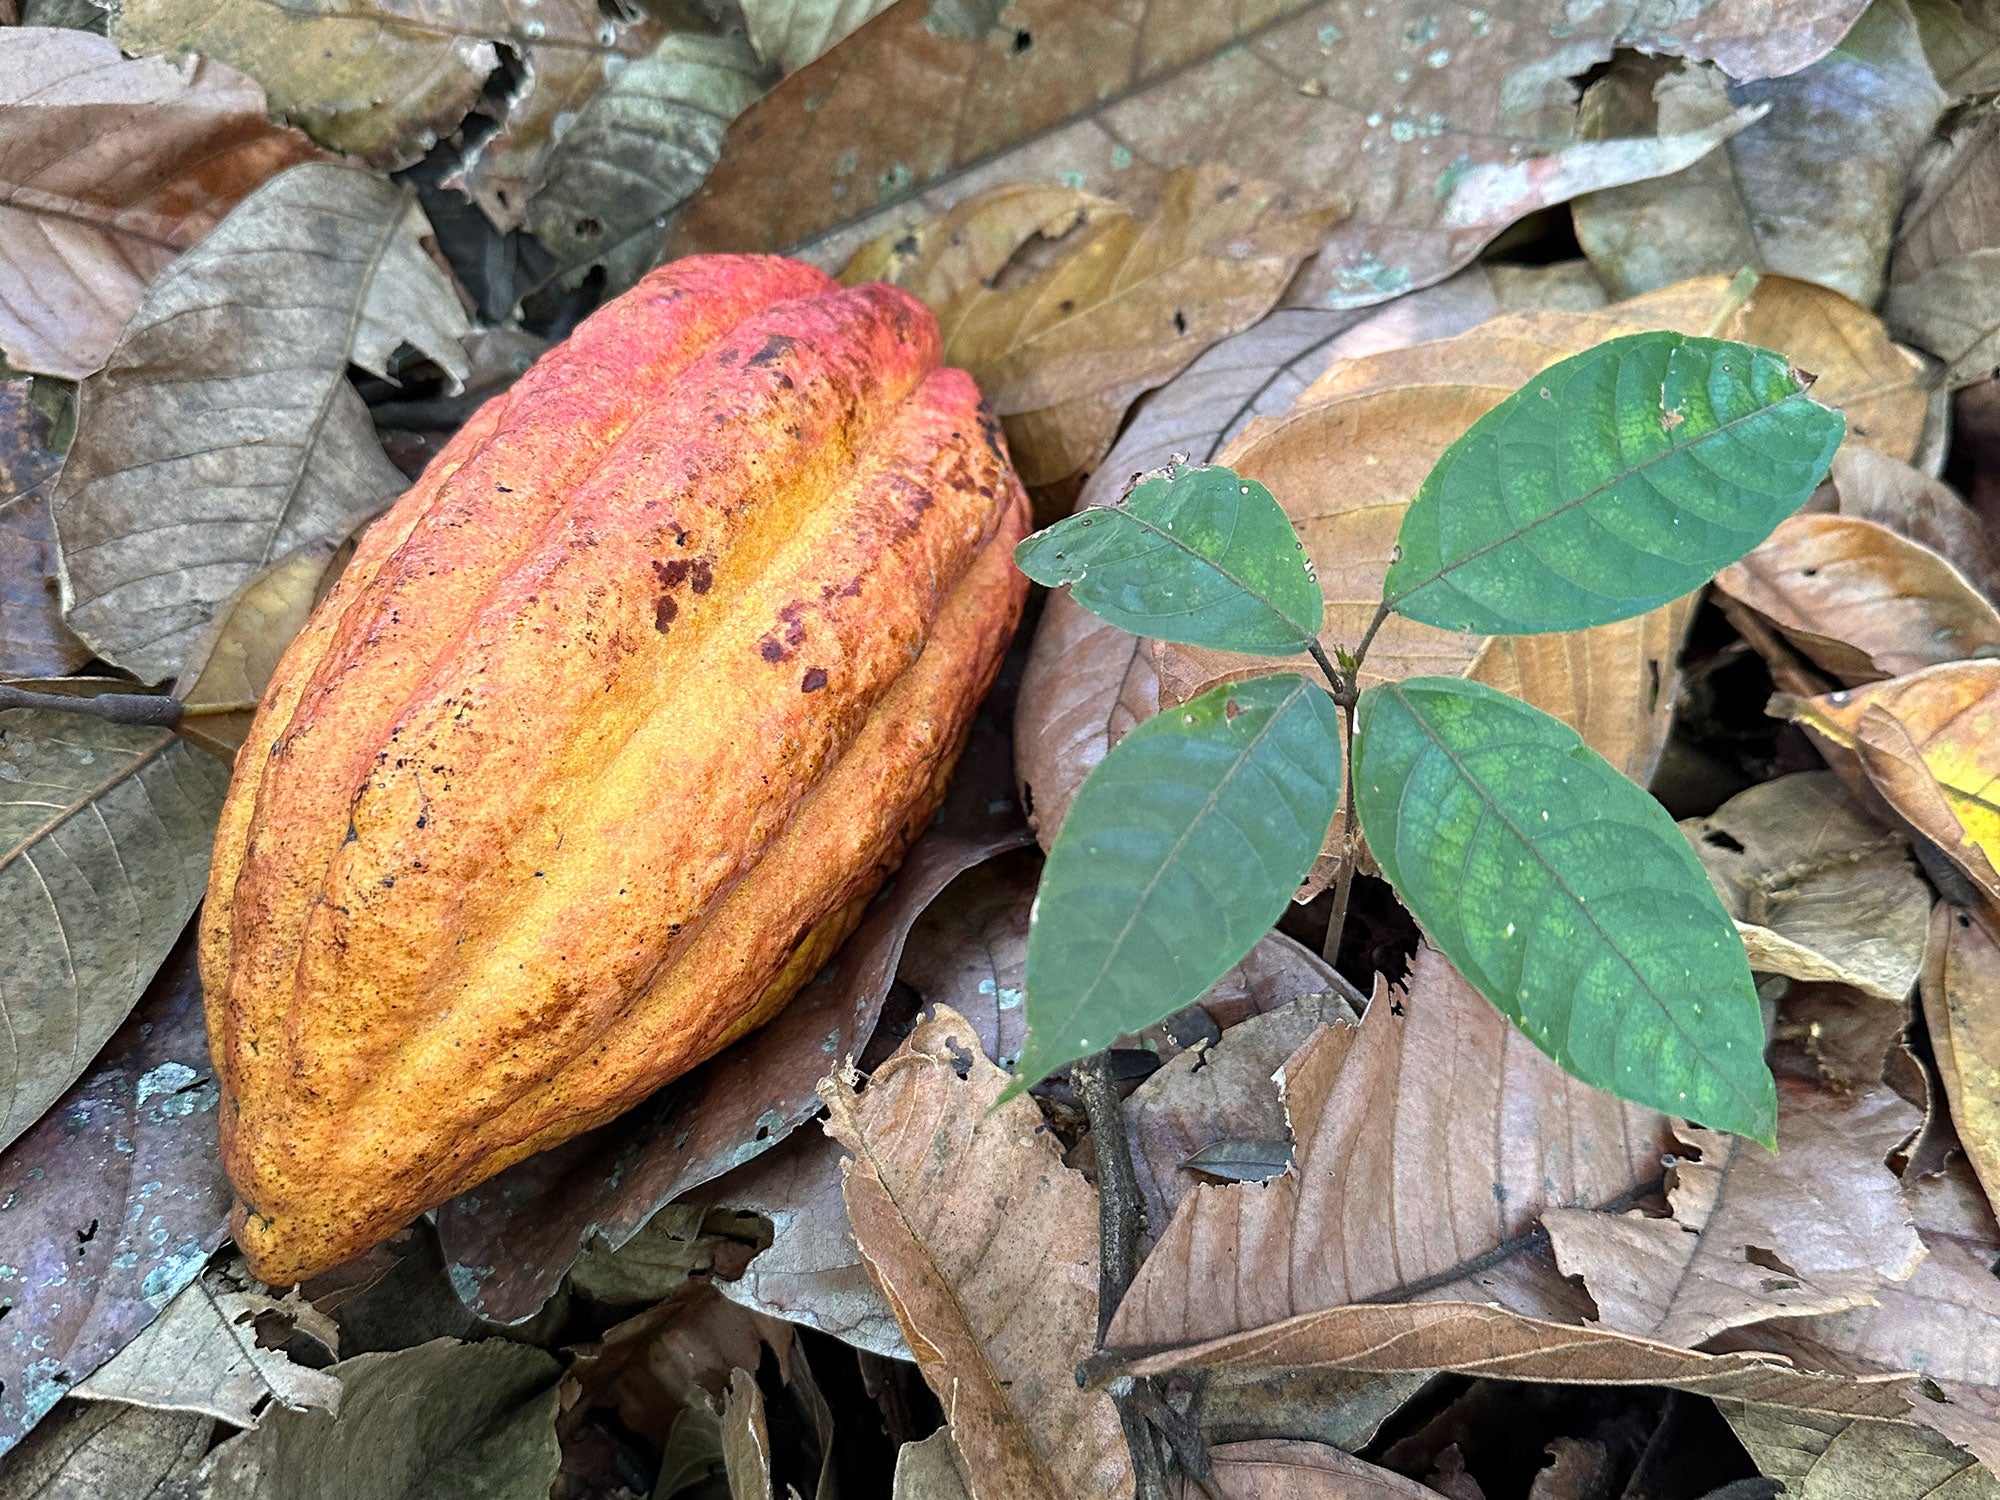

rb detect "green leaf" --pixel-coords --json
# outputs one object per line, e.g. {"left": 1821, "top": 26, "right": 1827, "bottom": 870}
{"left": 1384, "top": 332, "right": 1844, "bottom": 635}
{"left": 1352, "top": 677, "right": 1775, "bottom": 1143}
{"left": 1013, "top": 463, "right": 1323, "bottom": 655}
{"left": 1016, "top": 673, "right": 1344, "bottom": 1086}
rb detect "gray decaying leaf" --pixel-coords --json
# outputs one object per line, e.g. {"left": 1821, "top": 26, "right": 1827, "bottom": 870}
{"left": 893, "top": 1427, "right": 972, "bottom": 1499}
{"left": 0, "top": 29, "right": 328, "bottom": 381}
{"left": 1682, "top": 771, "right": 1933, "bottom": 1002}
{"left": 1889, "top": 100, "right": 2000, "bottom": 385}
{"left": 0, "top": 1399, "right": 211, "bottom": 1500}
{"left": 1573, "top": 2, "right": 1948, "bottom": 307}
{"left": 0, "top": 379, "right": 87, "bottom": 679}
{"left": 73, "top": 1268, "right": 341, "bottom": 1428}
{"left": 1109, "top": 945, "right": 1670, "bottom": 1347}
{"left": 0, "top": 938, "right": 234, "bottom": 1459}
{"left": 176, "top": 1339, "right": 561, "bottom": 1500}
{"left": 51, "top": 160, "right": 469, "bottom": 684}
{"left": 671, "top": 0, "right": 1862, "bottom": 301}
{"left": 1208, "top": 1439, "right": 1448, "bottom": 1497}
{"left": 0, "top": 710, "right": 228, "bottom": 1152}
{"left": 742, "top": 0, "right": 897, "bottom": 74}
{"left": 526, "top": 33, "right": 768, "bottom": 294}
{"left": 432, "top": 704, "right": 1030, "bottom": 1324}
{"left": 1718, "top": 1402, "right": 2000, "bottom": 1499}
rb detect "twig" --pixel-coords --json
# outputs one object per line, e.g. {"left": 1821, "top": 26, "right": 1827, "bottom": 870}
{"left": 1072, "top": 1052, "right": 1171, "bottom": 1498}
{"left": 1322, "top": 702, "right": 1361, "bottom": 967}
{"left": 0, "top": 684, "right": 183, "bottom": 726}
{"left": 1350, "top": 599, "right": 1392, "bottom": 675}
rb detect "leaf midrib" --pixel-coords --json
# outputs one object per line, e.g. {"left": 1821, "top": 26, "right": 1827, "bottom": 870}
{"left": 0, "top": 728, "right": 174, "bottom": 868}
{"left": 1382, "top": 682, "right": 1763, "bottom": 1128}
{"left": 1384, "top": 378, "right": 1820, "bottom": 612}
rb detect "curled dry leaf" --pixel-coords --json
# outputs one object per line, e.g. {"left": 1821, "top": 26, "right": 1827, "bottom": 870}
{"left": 1543, "top": 1041, "right": 1925, "bottom": 1349}
{"left": 852, "top": 166, "right": 1340, "bottom": 489}
{"left": 74, "top": 1268, "right": 342, "bottom": 1428}
{"left": 433, "top": 707, "right": 1031, "bottom": 1324}
{"left": 175, "top": 1338, "right": 561, "bottom": 1500}
{"left": 672, "top": 0, "right": 1860, "bottom": 298}
{"left": 1715, "top": 515, "right": 2000, "bottom": 684}
{"left": 51, "top": 161, "right": 468, "bottom": 685}
{"left": 525, "top": 33, "right": 768, "bottom": 295}
{"left": 821, "top": 1006, "right": 1133, "bottom": 1500}
{"left": 1920, "top": 903, "right": 2000, "bottom": 1214}
{"left": 1573, "top": 1, "right": 1949, "bottom": 307}
{"left": 1108, "top": 946, "right": 1670, "bottom": 1348}
{"left": 0, "top": 711, "right": 228, "bottom": 1152}
{"left": 0, "top": 939, "right": 234, "bottom": 1458}
{"left": 1890, "top": 102, "right": 2000, "bottom": 385}
{"left": 1208, "top": 1439, "right": 1448, "bottom": 1498}
{"left": 1682, "top": 771, "right": 1933, "bottom": 1002}
{"left": 1781, "top": 661, "right": 2000, "bottom": 905}
{"left": 1817, "top": 445, "right": 2000, "bottom": 601}
{"left": 0, "top": 30, "right": 327, "bottom": 381}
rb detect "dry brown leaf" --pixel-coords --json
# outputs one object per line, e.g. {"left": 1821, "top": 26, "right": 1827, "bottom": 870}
{"left": 1715, "top": 515, "right": 2000, "bottom": 683}
{"left": 0, "top": 30, "right": 329, "bottom": 381}
{"left": 1889, "top": 103, "right": 2000, "bottom": 385}
{"left": 1735, "top": 276, "right": 1933, "bottom": 462}
{"left": 1543, "top": 1053, "right": 1925, "bottom": 1349}
{"left": 671, "top": 0, "right": 1859, "bottom": 296}
{"left": 1681, "top": 771, "right": 1933, "bottom": 1002}
{"left": 1913, "top": 0, "right": 2000, "bottom": 97}
{"left": 1108, "top": 946, "right": 1669, "bottom": 1347}
{"left": 51, "top": 161, "right": 468, "bottom": 684}
{"left": 1920, "top": 903, "right": 2000, "bottom": 1216}
{"left": 821, "top": 1006, "right": 1133, "bottom": 1500}
{"left": 841, "top": 182, "right": 1113, "bottom": 309}
{"left": 1573, "top": 3, "right": 1948, "bottom": 308}
{"left": 1209, "top": 1439, "right": 1447, "bottom": 1498}
{"left": 721, "top": 1368, "right": 774, "bottom": 1500}
{"left": 1780, "top": 662, "right": 2000, "bottom": 905}
{"left": 852, "top": 167, "right": 1339, "bottom": 488}
{"left": 1817, "top": 445, "right": 2000, "bottom": 602}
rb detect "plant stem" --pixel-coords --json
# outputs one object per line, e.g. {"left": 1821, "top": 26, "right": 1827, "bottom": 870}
{"left": 1305, "top": 640, "right": 1344, "bottom": 697}
{"left": 1350, "top": 599, "right": 1392, "bottom": 675}
{"left": 0, "top": 684, "right": 183, "bottom": 726}
{"left": 1322, "top": 700, "right": 1361, "bottom": 967}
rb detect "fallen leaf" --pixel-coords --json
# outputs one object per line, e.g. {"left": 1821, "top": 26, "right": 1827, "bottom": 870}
{"left": 73, "top": 1269, "right": 341, "bottom": 1427}
{"left": 111, "top": 0, "right": 497, "bottom": 169}
{"left": 1542, "top": 1048, "right": 1925, "bottom": 1348}
{"left": 0, "top": 710, "right": 228, "bottom": 1151}
{"left": 841, "top": 181, "right": 1114, "bottom": 310}
{"left": 51, "top": 160, "right": 468, "bottom": 684}
{"left": 1912, "top": 0, "right": 2000, "bottom": 95}
{"left": 525, "top": 33, "right": 768, "bottom": 294}
{"left": 721, "top": 1368, "right": 774, "bottom": 1500}
{"left": 1573, "top": 2, "right": 1948, "bottom": 307}
{"left": 0, "top": 937, "right": 234, "bottom": 1458}
{"left": 1485, "top": 260, "right": 1611, "bottom": 314}
{"left": 703, "top": 1125, "right": 906, "bottom": 1360}
{"left": 565, "top": 1204, "right": 733, "bottom": 1310}
{"left": 0, "top": 380, "right": 86, "bottom": 679}
{"left": 1716, "top": 515, "right": 2000, "bottom": 684}
{"left": 822, "top": 1006, "right": 1133, "bottom": 1500}
{"left": 0, "top": 30, "right": 328, "bottom": 380}
{"left": 1109, "top": 946, "right": 1670, "bottom": 1347}
{"left": 432, "top": 705, "right": 1031, "bottom": 1324}
{"left": 857, "top": 166, "right": 1339, "bottom": 488}
{"left": 1889, "top": 102, "right": 2000, "bottom": 385}
{"left": 742, "top": 0, "right": 896, "bottom": 74}
{"left": 1209, "top": 1438, "right": 1448, "bottom": 1497}
{"left": 1527, "top": 1437, "right": 1614, "bottom": 1500}
{"left": 1681, "top": 771, "right": 1933, "bottom": 1000}
{"left": 893, "top": 1428, "right": 971, "bottom": 1499}
{"left": 0, "top": 1399, "right": 211, "bottom": 1500}
{"left": 1718, "top": 1400, "right": 2000, "bottom": 1499}
{"left": 1780, "top": 661, "right": 2000, "bottom": 904}
{"left": 671, "top": 0, "right": 1861, "bottom": 298}
{"left": 175, "top": 1338, "right": 561, "bottom": 1499}
{"left": 1920, "top": 903, "right": 2000, "bottom": 1215}
{"left": 1123, "top": 992, "right": 1360, "bottom": 1254}
{"left": 1817, "top": 445, "right": 2000, "bottom": 601}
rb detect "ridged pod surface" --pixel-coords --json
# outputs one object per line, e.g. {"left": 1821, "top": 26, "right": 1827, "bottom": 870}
{"left": 202, "top": 255, "right": 1031, "bottom": 1283}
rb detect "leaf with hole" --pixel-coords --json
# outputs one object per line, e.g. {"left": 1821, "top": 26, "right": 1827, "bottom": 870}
{"left": 1016, "top": 672, "right": 1343, "bottom": 1087}
{"left": 1352, "top": 676, "right": 1774, "bottom": 1142}
{"left": 1383, "top": 331, "right": 1843, "bottom": 636}
{"left": 1014, "top": 464, "right": 1322, "bottom": 657}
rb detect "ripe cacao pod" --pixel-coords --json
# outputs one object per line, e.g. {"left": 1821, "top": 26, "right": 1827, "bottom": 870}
{"left": 202, "top": 255, "right": 1031, "bottom": 1284}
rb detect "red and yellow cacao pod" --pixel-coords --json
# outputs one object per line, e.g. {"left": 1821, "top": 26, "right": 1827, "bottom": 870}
{"left": 201, "top": 255, "right": 1030, "bottom": 1283}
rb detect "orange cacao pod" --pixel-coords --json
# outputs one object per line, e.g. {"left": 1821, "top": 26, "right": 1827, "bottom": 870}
{"left": 201, "top": 255, "right": 1030, "bottom": 1283}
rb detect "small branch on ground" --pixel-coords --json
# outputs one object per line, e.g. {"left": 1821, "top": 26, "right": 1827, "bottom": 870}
{"left": 0, "top": 684, "right": 184, "bottom": 726}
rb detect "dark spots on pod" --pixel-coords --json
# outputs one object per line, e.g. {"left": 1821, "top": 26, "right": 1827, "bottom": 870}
{"left": 689, "top": 560, "right": 712, "bottom": 593}
{"left": 760, "top": 637, "right": 789, "bottom": 662}
{"left": 975, "top": 403, "right": 1006, "bottom": 465}
{"left": 801, "top": 667, "right": 828, "bottom": 693}
{"left": 655, "top": 596, "right": 678, "bottom": 632}
{"left": 746, "top": 333, "right": 797, "bottom": 368}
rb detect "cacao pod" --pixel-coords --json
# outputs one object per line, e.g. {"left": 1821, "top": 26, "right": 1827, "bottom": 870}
{"left": 202, "top": 255, "right": 1031, "bottom": 1284}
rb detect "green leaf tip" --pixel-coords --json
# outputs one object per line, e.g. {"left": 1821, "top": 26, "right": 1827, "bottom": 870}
{"left": 1353, "top": 676, "right": 1777, "bottom": 1145}
{"left": 1385, "top": 331, "right": 1844, "bottom": 637}
{"left": 1012, "top": 461, "right": 1324, "bottom": 655}
{"left": 1012, "top": 672, "right": 1345, "bottom": 1087}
